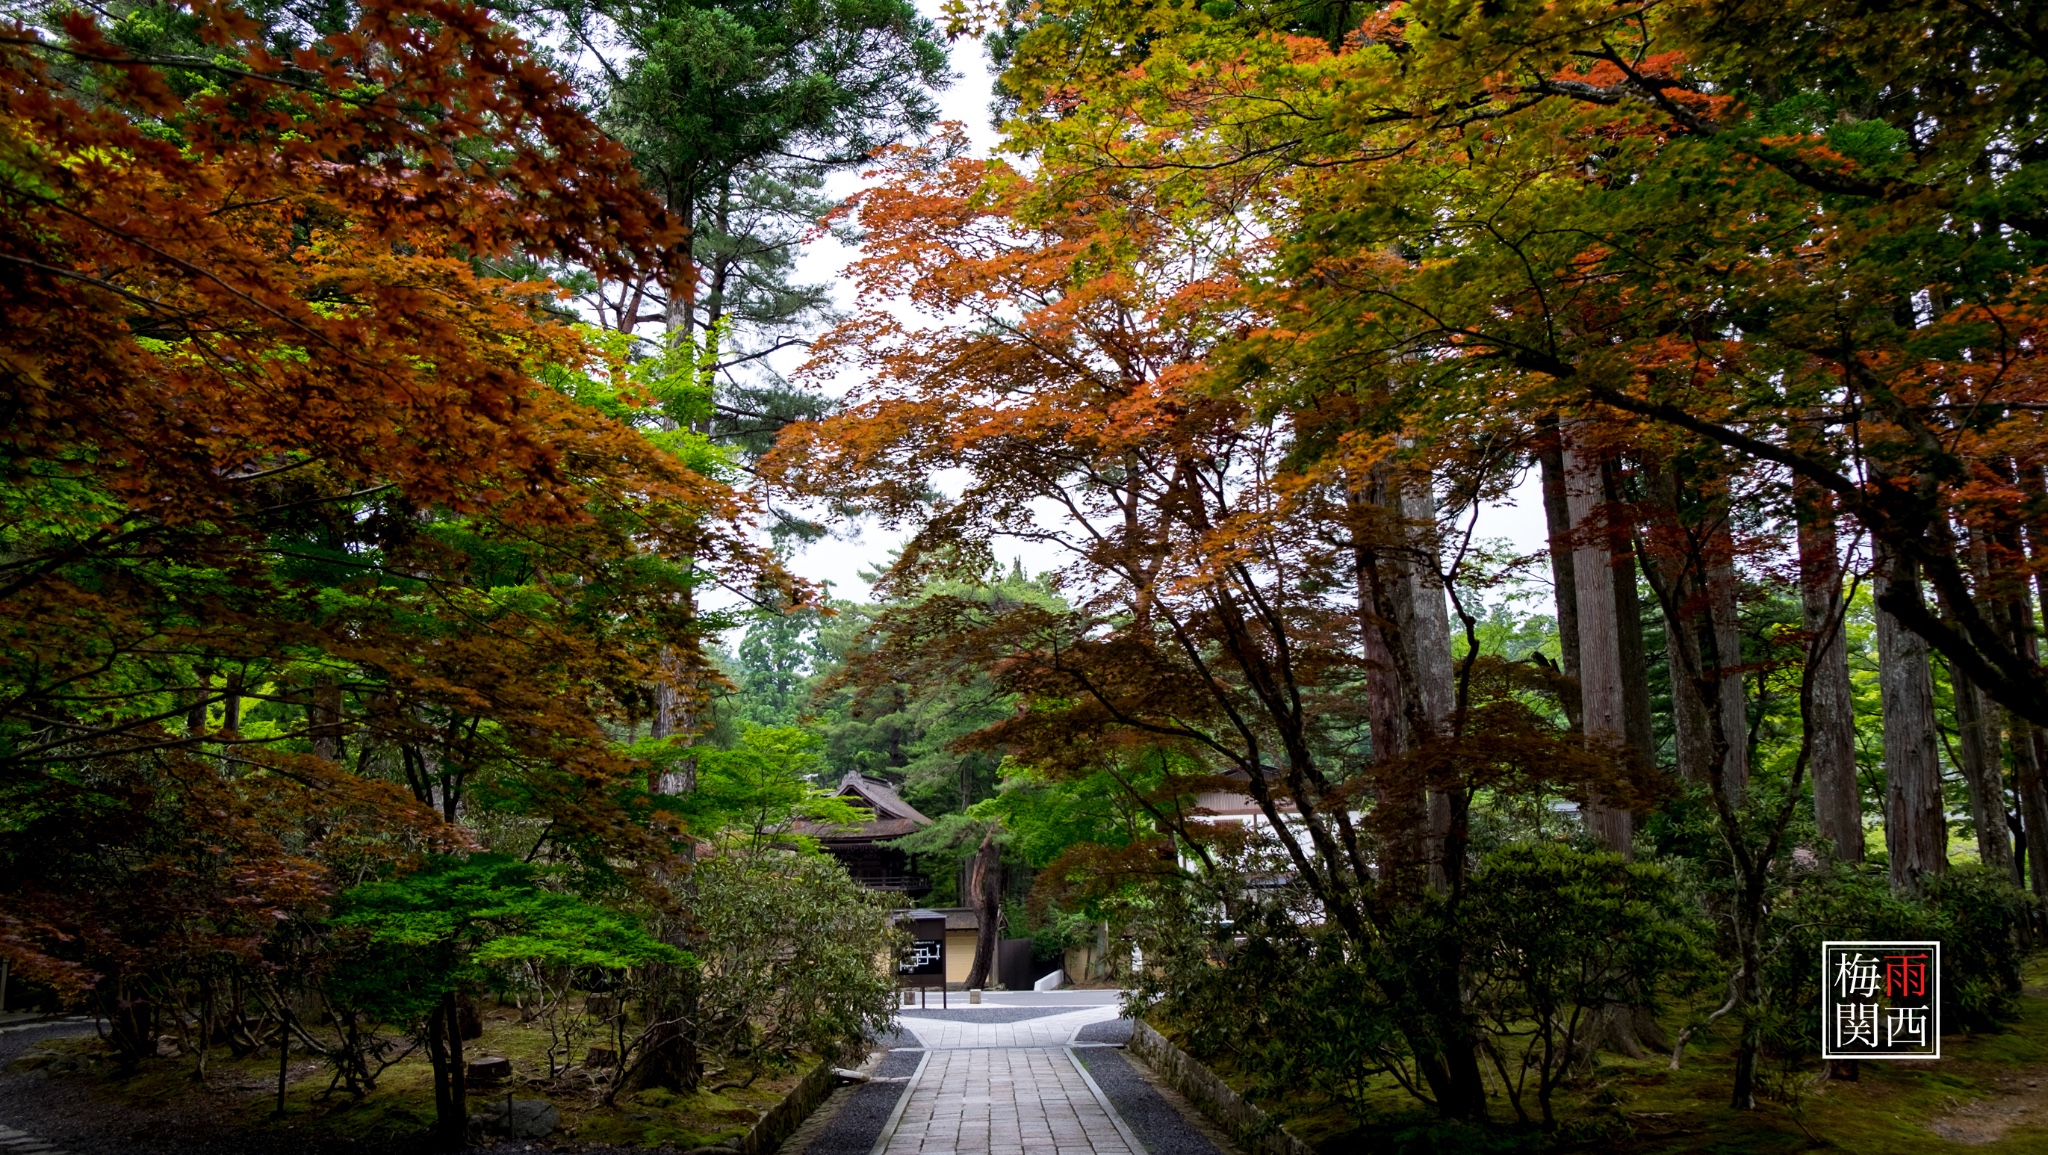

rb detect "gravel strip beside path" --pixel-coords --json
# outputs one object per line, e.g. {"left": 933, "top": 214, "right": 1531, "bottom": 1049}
{"left": 778, "top": 1031, "right": 926, "bottom": 1155}
{"left": 1073, "top": 1021, "right": 1133, "bottom": 1047}
{"left": 1072, "top": 1048, "right": 1233, "bottom": 1155}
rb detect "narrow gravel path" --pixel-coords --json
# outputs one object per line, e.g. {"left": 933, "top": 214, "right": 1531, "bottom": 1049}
{"left": 781, "top": 1044, "right": 927, "bottom": 1155}
{"left": 0, "top": 1019, "right": 101, "bottom": 1155}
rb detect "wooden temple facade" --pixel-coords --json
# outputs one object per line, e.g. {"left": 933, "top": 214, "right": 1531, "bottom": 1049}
{"left": 796, "top": 771, "right": 934, "bottom": 898}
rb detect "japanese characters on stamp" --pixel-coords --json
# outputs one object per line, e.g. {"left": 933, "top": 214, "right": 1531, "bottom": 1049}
{"left": 1820, "top": 940, "right": 1939, "bottom": 1060}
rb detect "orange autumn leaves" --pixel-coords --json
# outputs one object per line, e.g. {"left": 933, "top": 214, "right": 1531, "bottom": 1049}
{"left": 0, "top": 2, "right": 751, "bottom": 991}
{"left": 768, "top": 0, "right": 2048, "bottom": 810}
{"left": 4, "top": 0, "right": 699, "bottom": 536}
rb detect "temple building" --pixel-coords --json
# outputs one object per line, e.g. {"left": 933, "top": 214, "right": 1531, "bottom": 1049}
{"left": 796, "top": 771, "right": 934, "bottom": 898}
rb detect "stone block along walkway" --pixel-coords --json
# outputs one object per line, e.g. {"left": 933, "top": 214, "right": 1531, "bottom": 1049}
{"left": 785, "top": 997, "right": 1229, "bottom": 1155}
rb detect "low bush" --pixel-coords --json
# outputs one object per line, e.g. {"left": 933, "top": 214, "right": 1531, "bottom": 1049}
{"left": 1132, "top": 843, "right": 1708, "bottom": 1130}
{"left": 1755, "top": 862, "right": 2035, "bottom": 1064}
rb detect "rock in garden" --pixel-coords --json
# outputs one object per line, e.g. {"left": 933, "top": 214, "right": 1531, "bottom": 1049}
{"left": 466, "top": 1055, "right": 512, "bottom": 1083}
{"left": 584, "top": 1045, "right": 617, "bottom": 1068}
{"left": 473, "top": 1097, "right": 560, "bottom": 1139}
{"left": 18, "top": 1051, "right": 97, "bottom": 1075}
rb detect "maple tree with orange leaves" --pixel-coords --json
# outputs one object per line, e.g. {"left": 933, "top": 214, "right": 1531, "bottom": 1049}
{"left": 0, "top": 0, "right": 775, "bottom": 1047}
{"left": 775, "top": 0, "right": 2048, "bottom": 1127}
{"left": 770, "top": 123, "right": 1667, "bottom": 1118}
{"left": 8, "top": 0, "right": 2048, "bottom": 1144}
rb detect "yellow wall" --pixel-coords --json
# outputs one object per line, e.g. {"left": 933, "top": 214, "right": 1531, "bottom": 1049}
{"left": 945, "top": 929, "right": 978, "bottom": 985}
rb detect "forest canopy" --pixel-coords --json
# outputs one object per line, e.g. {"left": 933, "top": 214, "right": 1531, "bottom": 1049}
{"left": 763, "top": 0, "right": 2048, "bottom": 1126}
{"left": 5, "top": 0, "right": 2048, "bottom": 1149}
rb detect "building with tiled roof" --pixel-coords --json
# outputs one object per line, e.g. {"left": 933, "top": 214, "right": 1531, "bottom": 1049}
{"left": 795, "top": 771, "right": 935, "bottom": 897}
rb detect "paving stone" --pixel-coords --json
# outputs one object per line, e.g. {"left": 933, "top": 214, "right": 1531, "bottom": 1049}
{"left": 877, "top": 1011, "right": 1140, "bottom": 1155}
{"left": 787, "top": 1002, "right": 1232, "bottom": 1155}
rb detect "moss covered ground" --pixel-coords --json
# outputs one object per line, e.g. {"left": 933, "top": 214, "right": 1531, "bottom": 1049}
{"left": 9, "top": 999, "right": 813, "bottom": 1149}
{"left": 1159, "top": 955, "right": 2048, "bottom": 1155}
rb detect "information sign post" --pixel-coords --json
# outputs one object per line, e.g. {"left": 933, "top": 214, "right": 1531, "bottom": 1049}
{"left": 898, "top": 910, "right": 948, "bottom": 1010}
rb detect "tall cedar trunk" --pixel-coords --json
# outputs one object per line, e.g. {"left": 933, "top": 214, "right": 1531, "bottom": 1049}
{"left": 222, "top": 669, "right": 242, "bottom": 735}
{"left": 1355, "top": 540, "right": 1408, "bottom": 762}
{"left": 650, "top": 648, "right": 697, "bottom": 794}
{"left": 188, "top": 666, "right": 212, "bottom": 734}
{"left": 1399, "top": 481, "right": 1486, "bottom": 1112}
{"left": 1403, "top": 483, "right": 1458, "bottom": 888}
{"left": 2017, "top": 721, "right": 2048, "bottom": 896}
{"left": 1606, "top": 460, "right": 1658, "bottom": 771}
{"left": 652, "top": 671, "right": 677, "bottom": 745}
{"left": 648, "top": 253, "right": 700, "bottom": 795}
{"left": 1343, "top": 475, "right": 1486, "bottom": 1115}
{"left": 1663, "top": 533, "right": 1750, "bottom": 807}
{"left": 1536, "top": 417, "right": 1583, "bottom": 703}
{"left": 1562, "top": 425, "right": 1634, "bottom": 854}
{"left": 2003, "top": 518, "right": 2048, "bottom": 897}
{"left": 1705, "top": 549, "right": 1751, "bottom": 803}
{"left": 1796, "top": 482, "right": 1865, "bottom": 860}
{"left": 962, "top": 830, "right": 1001, "bottom": 989}
{"left": 2002, "top": 463, "right": 2048, "bottom": 894}
{"left": 1668, "top": 613, "right": 1715, "bottom": 788}
{"left": 1646, "top": 465, "right": 1748, "bottom": 805}
{"left": 1951, "top": 664, "right": 2017, "bottom": 878}
{"left": 1875, "top": 549, "right": 1948, "bottom": 892}
{"left": 1351, "top": 482, "right": 1425, "bottom": 892}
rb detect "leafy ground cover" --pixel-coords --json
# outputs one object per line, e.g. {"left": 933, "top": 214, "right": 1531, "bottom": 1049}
{"left": 1154, "top": 955, "right": 2048, "bottom": 1155}
{"left": 6, "top": 999, "right": 813, "bottom": 1150}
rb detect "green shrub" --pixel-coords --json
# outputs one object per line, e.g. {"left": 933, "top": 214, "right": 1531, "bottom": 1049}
{"left": 1464, "top": 844, "right": 1710, "bottom": 1126}
{"left": 1133, "top": 843, "right": 1707, "bottom": 1131}
{"left": 688, "top": 852, "right": 901, "bottom": 1075}
{"left": 1756, "top": 862, "right": 2034, "bottom": 1064}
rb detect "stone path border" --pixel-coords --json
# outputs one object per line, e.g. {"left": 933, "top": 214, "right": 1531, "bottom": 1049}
{"left": 1125, "top": 1021, "right": 1312, "bottom": 1155}
{"left": 739, "top": 1057, "right": 841, "bottom": 1155}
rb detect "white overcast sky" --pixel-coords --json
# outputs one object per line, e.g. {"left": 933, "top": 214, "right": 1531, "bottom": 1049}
{"left": 762, "top": 3, "right": 1550, "bottom": 609}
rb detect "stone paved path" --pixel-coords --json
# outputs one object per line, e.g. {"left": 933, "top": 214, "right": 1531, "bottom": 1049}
{"left": 0, "top": 1021, "right": 89, "bottom": 1155}
{"left": 874, "top": 1005, "right": 1141, "bottom": 1155}
{"left": 0, "top": 1121, "right": 76, "bottom": 1155}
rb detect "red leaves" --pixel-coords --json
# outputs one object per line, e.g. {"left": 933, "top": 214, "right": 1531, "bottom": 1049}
{"left": 0, "top": 3, "right": 742, "bottom": 993}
